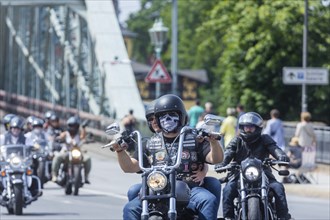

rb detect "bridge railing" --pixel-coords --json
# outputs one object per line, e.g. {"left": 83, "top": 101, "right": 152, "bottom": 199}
{"left": 0, "top": 89, "right": 113, "bottom": 140}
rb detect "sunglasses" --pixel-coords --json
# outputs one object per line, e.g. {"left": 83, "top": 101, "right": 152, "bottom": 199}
{"left": 147, "top": 116, "right": 156, "bottom": 122}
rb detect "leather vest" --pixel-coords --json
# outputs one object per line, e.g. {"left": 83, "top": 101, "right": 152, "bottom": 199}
{"left": 4, "top": 132, "right": 26, "bottom": 145}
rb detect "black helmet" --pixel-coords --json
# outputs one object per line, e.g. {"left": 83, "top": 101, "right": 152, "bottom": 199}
{"left": 26, "top": 115, "right": 36, "bottom": 124}
{"left": 9, "top": 116, "right": 24, "bottom": 129}
{"left": 3, "top": 114, "right": 16, "bottom": 130}
{"left": 145, "top": 100, "right": 157, "bottom": 133}
{"left": 154, "top": 94, "right": 187, "bottom": 132}
{"left": 32, "top": 117, "right": 44, "bottom": 128}
{"left": 49, "top": 113, "right": 59, "bottom": 121}
{"left": 44, "top": 110, "right": 55, "bottom": 121}
{"left": 66, "top": 116, "right": 80, "bottom": 135}
{"left": 67, "top": 116, "right": 80, "bottom": 126}
{"left": 238, "top": 112, "right": 263, "bottom": 144}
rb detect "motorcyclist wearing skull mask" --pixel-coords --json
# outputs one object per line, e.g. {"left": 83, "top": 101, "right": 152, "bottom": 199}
{"left": 215, "top": 112, "right": 291, "bottom": 220}
{"left": 112, "top": 94, "right": 224, "bottom": 220}
{"left": 127, "top": 100, "right": 222, "bottom": 207}
{"left": 51, "top": 116, "right": 92, "bottom": 184}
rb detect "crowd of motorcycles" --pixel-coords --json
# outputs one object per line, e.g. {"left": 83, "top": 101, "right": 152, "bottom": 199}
{"left": 0, "top": 114, "right": 87, "bottom": 215}
{"left": 104, "top": 114, "right": 292, "bottom": 220}
{"left": 0, "top": 113, "right": 299, "bottom": 219}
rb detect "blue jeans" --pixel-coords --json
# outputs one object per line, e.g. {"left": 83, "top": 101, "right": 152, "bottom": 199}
{"left": 123, "top": 180, "right": 219, "bottom": 220}
{"left": 126, "top": 177, "right": 221, "bottom": 205}
{"left": 202, "top": 176, "right": 221, "bottom": 212}
{"left": 127, "top": 183, "right": 142, "bottom": 201}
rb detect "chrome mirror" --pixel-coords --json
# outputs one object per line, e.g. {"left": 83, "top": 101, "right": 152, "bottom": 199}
{"left": 204, "top": 114, "right": 223, "bottom": 126}
{"left": 105, "top": 122, "right": 120, "bottom": 135}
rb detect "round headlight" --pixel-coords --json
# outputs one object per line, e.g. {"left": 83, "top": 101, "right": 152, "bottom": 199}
{"left": 244, "top": 166, "right": 260, "bottom": 181}
{"left": 72, "top": 149, "right": 82, "bottom": 158}
{"left": 10, "top": 156, "right": 22, "bottom": 168}
{"left": 147, "top": 171, "right": 167, "bottom": 191}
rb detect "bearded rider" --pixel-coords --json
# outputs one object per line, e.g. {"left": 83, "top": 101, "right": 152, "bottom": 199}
{"left": 112, "top": 94, "right": 224, "bottom": 220}
{"left": 215, "top": 112, "right": 292, "bottom": 220}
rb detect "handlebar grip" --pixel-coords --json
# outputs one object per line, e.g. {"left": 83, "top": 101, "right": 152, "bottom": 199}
{"left": 214, "top": 135, "right": 222, "bottom": 141}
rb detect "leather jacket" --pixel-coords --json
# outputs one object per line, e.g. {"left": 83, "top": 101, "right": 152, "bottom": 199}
{"left": 222, "top": 134, "right": 288, "bottom": 178}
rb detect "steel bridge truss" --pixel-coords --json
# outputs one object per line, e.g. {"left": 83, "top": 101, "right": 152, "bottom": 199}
{"left": 0, "top": 1, "right": 109, "bottom": 116}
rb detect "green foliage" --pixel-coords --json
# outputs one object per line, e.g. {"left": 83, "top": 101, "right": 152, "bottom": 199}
{"left": 127, "top": 0, "right": 330, "bottom": 124}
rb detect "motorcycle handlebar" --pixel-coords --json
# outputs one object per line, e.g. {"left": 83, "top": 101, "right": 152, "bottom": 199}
{"left": 197, "top": 129, "right": 221, "bottom": 141}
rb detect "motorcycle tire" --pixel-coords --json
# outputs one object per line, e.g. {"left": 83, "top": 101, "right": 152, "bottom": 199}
{"left": 37, "top": 161, "right": 46, "bottom": 188}
{"left": 65, "top": 180, "right": 72, "bottom": 195}
{"left": 6, "top": 206, "right": 14, "bottom": 214}
{"left": 13, "top": 184, "right": 23, "bottom": 215}
{"left": 247, "top": 197, "right": 262, "bottom": 220}
{"left": 73, "top": 165, "right": 82, "bottom": 196}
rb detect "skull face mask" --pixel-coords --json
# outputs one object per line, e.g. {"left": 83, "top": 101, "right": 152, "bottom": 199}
{"left": 159, "top": 112, "right": 180, "bottom": 133}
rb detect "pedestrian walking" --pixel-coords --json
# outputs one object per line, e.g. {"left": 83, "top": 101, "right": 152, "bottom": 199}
{"left": 263, "top": 109, "right": 286, "bottom": 150}
{"left": 121, "top": 109, "right": 137, "bottom": 134}
{"left": 295, "top": 111, "right": 317, "bottom": 169}
{"left": 220, "top": 107, "right": 237, "bottom": 148}
{"left": 188, "top": 99, "right": 204, "bottom": 128}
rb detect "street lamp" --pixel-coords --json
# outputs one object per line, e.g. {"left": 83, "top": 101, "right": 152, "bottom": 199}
{"left": 149, "top": 18, "right": 168, "bottom": 98}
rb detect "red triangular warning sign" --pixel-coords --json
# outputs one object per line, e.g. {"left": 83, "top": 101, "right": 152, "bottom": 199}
{"left": 145, "top": 59, "right": 172, "bottom": 83}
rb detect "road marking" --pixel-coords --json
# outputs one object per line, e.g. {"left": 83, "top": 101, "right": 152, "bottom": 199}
{"left": 80, "top": 188, "right": 127, "bottom": 200}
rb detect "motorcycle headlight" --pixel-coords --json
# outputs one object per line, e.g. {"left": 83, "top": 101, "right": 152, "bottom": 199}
{"left": 72, "top": 149, "right": 82, "bottom": 158}
{"left": 147, "top": 171, "right": 167, "bottom": 191}
{"left": 244, "top": 166, "right": 260, "bottom": 182}
{"left": 10, "top": 156, "right": 22, "bottom": 168}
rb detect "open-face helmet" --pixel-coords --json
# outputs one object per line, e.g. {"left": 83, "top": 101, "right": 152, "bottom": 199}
{"left": 154, "top": 94, "right": 187, "bottom": 133}
{"left": 2, "top": 114, "right": 16, "bottom": 130}
{"left": 145, "top": 100, "right": 157, "bottom": 133}
{"left": 9, "top": 116, "right": 24, "bottom": 129}
{"left": 44, "top": 110, "right": 55, "bottom": 121}
{"left": 32, "top": 117, "right": 44, "bottom": 128}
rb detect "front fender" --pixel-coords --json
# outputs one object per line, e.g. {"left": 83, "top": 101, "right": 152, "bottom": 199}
{"left": 10, "top": 174, "right": 24, "bottom": 184}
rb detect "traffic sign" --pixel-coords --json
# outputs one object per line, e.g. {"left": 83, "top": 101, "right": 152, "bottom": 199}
{"left": 283, "top": 67, "right": 329, "bottom": 85}
{"left": 145, "top": 59, "right": 172, "bottom": 83}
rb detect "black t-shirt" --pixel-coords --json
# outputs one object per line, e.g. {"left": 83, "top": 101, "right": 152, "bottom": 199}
{"left": 133, "top": 132, "right": 211, "bottom": 187}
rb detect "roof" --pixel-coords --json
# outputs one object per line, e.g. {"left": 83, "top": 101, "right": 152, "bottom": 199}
{"left": 131, "top": 61, "right": 209, "bottom": 83}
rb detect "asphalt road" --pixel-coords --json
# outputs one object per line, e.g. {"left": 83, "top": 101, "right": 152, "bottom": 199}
{"left": 0, "top": 142, "right": 329, "bottom": 220}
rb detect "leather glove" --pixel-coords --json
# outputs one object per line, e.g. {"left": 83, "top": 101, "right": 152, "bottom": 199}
{"left": 214, "top": 163, "right": 226, "bottom": 173}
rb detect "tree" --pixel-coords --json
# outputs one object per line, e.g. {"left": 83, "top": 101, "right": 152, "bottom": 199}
{"left": 127, "top": 0, "right": 330, "bottom": 124}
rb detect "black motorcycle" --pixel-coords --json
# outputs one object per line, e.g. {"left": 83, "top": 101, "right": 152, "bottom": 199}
{"left": 31, "top": 139, "right": 53, "bottom": 188}
{"left": 215, "top": 157, "right": 289, "bottom": 220}
{"left": 56, "top": 142, "right": 85, "bottom": 196}
{"left": 0, "top": 144, "right": 42, "bottom": 215}
{"left": 104, "top": 114, "right": 223, "bottom": 220}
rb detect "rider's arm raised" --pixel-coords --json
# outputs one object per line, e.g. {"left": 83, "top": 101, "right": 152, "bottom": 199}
{"left": 112, "top": 143, "right": 140, "bottom": 173}
{"left": 205, "top": 135, "right": 224, "bottom": 164}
